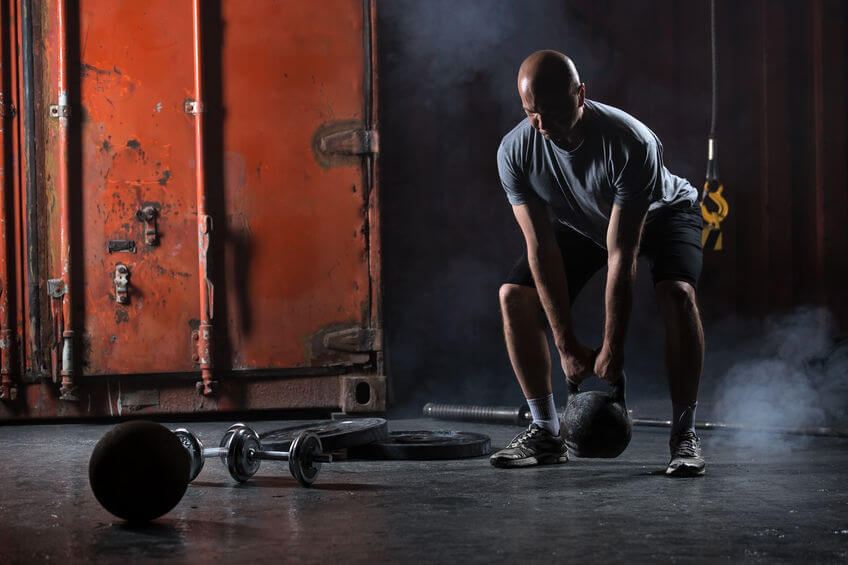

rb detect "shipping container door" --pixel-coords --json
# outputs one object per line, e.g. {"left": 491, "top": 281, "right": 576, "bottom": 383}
{"left": 70, "top": 1, "right": 199, "bottom": 376}
{"left": 40, "top": 1, "right": 377, "bottom": 379}
{"left": 217, "top": 0, "right": 376, "bottom": 373}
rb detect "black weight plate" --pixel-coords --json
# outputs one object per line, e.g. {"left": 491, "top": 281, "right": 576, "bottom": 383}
{"left": 349, "top": 430, "right": 491, "bottom": 460}
{"left": 259, "top": 418, "right": 388, "bottom": 452}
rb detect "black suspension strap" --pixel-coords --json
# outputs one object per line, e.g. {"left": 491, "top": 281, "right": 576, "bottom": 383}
{"left": 701, "top": 0, "right": 729, "bottom": 251}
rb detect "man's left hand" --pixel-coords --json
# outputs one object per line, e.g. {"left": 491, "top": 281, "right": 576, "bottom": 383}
{"left": 594, "top": 345, "right": 624, "bottom": 385}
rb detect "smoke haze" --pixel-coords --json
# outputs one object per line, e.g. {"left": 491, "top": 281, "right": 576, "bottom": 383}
{"left": 709, "top": 307, "right": 847, "bottom": 447}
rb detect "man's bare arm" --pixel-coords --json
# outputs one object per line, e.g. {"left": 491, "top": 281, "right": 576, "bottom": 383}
{"left": 596, "top": 201, "right": 649, "bottom": 382}
{"left": 513, "top": 198, "right": 594, "bottom": 380}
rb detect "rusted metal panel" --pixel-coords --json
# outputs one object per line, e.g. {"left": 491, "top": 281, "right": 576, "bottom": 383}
{"left": 365, "top": 0, "right": 384, "bottom": 376}
{"left": 68, "top": 0, "right": 199, "bottom": 377}
{"left": 0, "top": 1, "right": 13, "bottom": 400}
{"left": 215, "top": 0, "right": 373, "bottom": 374}
{"left": 19, "top": 0, "right": 44, "bottom": 380}
{"left": 0, "top": 375, "right": 370, "bottom": 418}
{"left": 0, "top": 0, "right": 384, "bottom": 418}
{"left": 9, "top": 0, "right": 26, "bottom": 388}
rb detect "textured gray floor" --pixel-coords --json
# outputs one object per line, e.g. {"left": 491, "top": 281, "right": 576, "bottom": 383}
{"left": 1, "top": 417, "right": 846, "bottom": 564}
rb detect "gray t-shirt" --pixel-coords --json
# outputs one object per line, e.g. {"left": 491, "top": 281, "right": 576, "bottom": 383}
{"left": 497, "top": 99, "right": 698, "bottom": 248}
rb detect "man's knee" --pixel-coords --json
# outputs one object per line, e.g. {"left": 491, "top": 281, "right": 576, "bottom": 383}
{"left": 655, "top": 280, "right": 698, "bottom": 314}
{"left": 499, "top": 283, "right": 539, "bottom": 316}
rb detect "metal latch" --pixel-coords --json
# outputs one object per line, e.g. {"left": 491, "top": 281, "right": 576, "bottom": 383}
{"left": 114, "top": 264, "right": 129, "bottom": 304}
{"left": 318, "top": 129, "right": 379, "bottom": 156}
{"left": 135, "top": 206, "right": 159, "bottom": 246}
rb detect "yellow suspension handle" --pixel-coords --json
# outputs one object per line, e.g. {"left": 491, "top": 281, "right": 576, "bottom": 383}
{"left": 701, "top": 180, "right": 729, "bottom": 250}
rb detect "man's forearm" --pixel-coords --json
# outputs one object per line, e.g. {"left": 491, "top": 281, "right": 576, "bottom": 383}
{"left": 527, "top": 244, "right": 578, "bottom": 353}
{"left": 603, "top": 252, "right": 638, "bottom": 353}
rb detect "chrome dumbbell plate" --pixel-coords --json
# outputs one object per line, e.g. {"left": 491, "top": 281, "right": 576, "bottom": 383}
{"left": 288, "top": 432, "right": 323, "bottom": 487}
{"left": 219, "top": 425, "right": 262, "bottom": 483}
{"left": 174, "top": 428, "right": 205, "bottom": 482}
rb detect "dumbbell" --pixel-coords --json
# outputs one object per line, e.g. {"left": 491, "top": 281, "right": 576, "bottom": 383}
{"left": 173, "top": 423, "right": 333, "bottom": 487}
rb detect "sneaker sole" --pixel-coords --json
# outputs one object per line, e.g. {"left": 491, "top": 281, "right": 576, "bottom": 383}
{"left": 490, "top": 453, "right": 569, "bottom": 468}
{"left": 665, "top": 463, "right": 706, "bottom": 477}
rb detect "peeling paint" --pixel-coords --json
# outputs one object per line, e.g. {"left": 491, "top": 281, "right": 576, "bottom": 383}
{"left": 114, "top": 308, "right": 129, "bottom": 324}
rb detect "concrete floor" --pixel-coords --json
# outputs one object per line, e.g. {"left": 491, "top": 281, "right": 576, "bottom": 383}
{"left": 1, "top": 418, "right": 846, "bottom": 564}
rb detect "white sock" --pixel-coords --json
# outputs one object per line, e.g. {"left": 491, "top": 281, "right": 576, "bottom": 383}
{"left": 527, "top": 393, "right": 560, "bottom": 436}
{"left": 671, "top": 402, "right": 697, "bottom": 437}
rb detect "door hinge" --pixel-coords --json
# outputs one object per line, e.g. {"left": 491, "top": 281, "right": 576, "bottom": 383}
{"left": 318, "top": 129, "right": 379, "bottom": 156}
{"left": 308, "top": 325, "right": 382, "bottom": 367}
{"left": 323, "top": 327, "right": 382, "bottom": 353}
{"left": 47, "top": 279, "right": 67, "bottom": 298}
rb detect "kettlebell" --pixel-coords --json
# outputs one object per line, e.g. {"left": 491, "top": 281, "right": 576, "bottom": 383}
{"left": 562, "top": 373, "right": 632, "bottom": 458}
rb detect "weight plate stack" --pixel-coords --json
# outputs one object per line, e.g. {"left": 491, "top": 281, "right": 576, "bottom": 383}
{"left": 259, "top": 418, "right": 389, "bottom": 452}
{"left": 349, "top": 430, "right": 492, "bottom": 460}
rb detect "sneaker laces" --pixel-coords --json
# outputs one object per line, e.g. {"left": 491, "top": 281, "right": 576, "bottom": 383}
{"left": 671, "top": 430, "right": 700, "bottom": 458}
{"left": 507, "top": 425, "right": 544, "bottom": 448}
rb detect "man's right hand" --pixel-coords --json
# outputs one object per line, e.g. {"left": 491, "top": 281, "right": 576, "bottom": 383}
{"left": 561, "top": 342, "right": 597, "bottom": 385}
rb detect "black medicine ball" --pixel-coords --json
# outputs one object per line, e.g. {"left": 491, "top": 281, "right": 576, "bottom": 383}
{"left": 89, "top": 420, "right": 190, "bottom": 522}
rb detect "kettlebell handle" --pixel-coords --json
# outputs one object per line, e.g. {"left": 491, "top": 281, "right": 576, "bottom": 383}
{"left": 567, "top": 373, "right": 627, "bottom": 404}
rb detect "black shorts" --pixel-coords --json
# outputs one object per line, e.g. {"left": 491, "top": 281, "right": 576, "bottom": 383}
{"left": 505, "top": 202, "right": 704, "bottom": 301}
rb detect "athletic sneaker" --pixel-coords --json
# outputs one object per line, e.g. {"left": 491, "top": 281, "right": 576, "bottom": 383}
{"left": 489, "top": 423, "right": 569, "bottom": 468}
{"left": 666, "top": 429, "right": 706, "bottom": 477}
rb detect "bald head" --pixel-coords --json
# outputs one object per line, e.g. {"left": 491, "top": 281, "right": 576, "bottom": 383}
{"left": 516, "top": 50, "right": 585, "bottom": 147}
{"left": 517, "top": 50, "right": 580, "bottom": 98}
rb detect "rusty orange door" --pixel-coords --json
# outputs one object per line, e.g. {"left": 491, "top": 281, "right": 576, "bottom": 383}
{"left": 0, "top": 0, "right": 382, "bottom": 418}
{"left": 70, "top": 1, "right": 199, "bottom": 377}
{"left": 215, "top": 1, "right": 378, "bottom": 373}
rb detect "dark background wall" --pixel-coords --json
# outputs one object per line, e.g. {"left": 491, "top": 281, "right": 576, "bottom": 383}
{"left": 377, "top": 0, "right": 848, "bottom": 427}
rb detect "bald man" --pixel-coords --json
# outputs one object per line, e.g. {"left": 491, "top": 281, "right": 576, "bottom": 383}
{"left": 490, "top": 50, "right": 706, "bottom": 477}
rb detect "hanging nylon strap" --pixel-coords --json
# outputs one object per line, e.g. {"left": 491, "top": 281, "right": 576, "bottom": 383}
{"left": 701, "top": 0, "right": 729, "bottom": 251}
